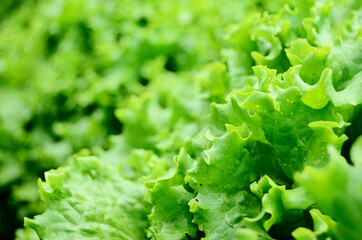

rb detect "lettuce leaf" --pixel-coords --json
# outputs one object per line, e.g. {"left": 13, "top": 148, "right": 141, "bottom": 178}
{"left": 296, "top": 138, "right": 362, "bottom": 240}
{"left": 24, "top": 156, "right": 150, "bottom": 239}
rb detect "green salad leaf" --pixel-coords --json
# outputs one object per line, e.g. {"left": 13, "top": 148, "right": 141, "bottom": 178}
{"left": 25, "top": 156, "right": 150, "bottom": 239}
{"left": 0, "top": 0, "right": 361, "bottom": 239}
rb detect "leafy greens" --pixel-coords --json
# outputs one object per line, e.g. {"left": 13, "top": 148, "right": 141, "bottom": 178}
{"left": 0, "top": 0, "right": 361, "bottom": 239}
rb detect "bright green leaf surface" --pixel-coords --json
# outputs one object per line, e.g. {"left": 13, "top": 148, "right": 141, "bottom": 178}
{"left": 25, "top": 156, "right": 150, "bottom": 240}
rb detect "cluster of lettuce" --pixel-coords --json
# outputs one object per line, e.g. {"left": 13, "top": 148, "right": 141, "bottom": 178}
{"left": 0, "top": 0, "right": 361, "bottom": 239}
{"left": 0, "top": 0, "right": 249, "bottom": 238}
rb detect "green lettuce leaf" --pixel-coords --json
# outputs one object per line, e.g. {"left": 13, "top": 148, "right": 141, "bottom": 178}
{"left": 188, "top": 128, "right": 259, "bottom": 239}
{"left": 295, "top": 140, "right": 362, "bottom": 240}
{"left": 25, "top": 156, "right": 150, "bottom": 240}
{"left": 147, "top": 149, "right": 199, "bottom": 240}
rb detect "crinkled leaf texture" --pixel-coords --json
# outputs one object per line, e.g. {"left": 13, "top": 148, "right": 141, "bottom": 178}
{"left": 25, "top": 156, "right": 151, "bottom": 240}
{"left": 188, "top": 129, "right": 260, "bottom": 239}
{"left": 244, "top": 176, "right": 337, "bottom": 240}
{"left": 24, "top": 1, "right": 362, "bottom": 240}
{"left": 296, "top": 138, "right": 362, "bottom": 240}
{"left": 146, "top": 149, "right": 199, "bottom": 240}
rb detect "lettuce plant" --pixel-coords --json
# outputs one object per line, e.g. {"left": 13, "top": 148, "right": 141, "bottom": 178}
{"left": 1, "top": 0, "right": 361, "bottom": 239}
{"left": 0, "top": 0, "right": 250, "bottom": 237}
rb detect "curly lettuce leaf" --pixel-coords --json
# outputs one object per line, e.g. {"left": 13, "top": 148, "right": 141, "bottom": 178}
{"left": 25, "top": 156, "right": 150, "bottom": 240}
{"left": 295, "top": 139, "right": 362, "bottom": 240}
{"left": 147, "top": 149, "right": 198, "bottom": 240}
{"left": 187, "top": 128, "right": 259, "bottom": 239}
{"left": 292, "top": 209, "right": 337, "bottom": 240}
